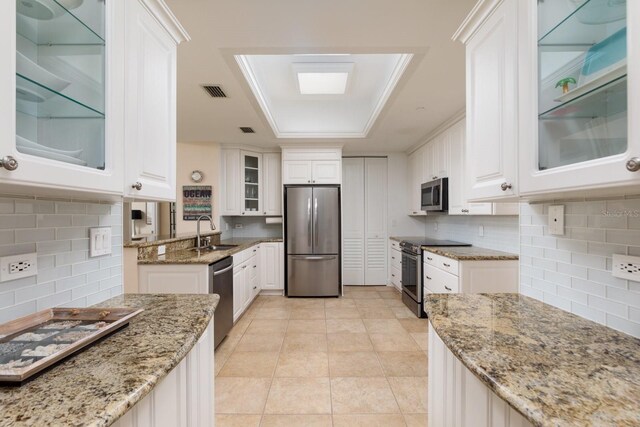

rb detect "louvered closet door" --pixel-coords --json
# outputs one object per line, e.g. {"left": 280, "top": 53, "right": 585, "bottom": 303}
{"left": 364, "top": 158, "right": 388, "bottom": 285}
{"left": 342, "top": 158, "right": 365, "bottom": 285}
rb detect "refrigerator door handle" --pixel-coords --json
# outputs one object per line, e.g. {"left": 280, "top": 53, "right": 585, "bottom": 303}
{"left": 291, "top": 255, "right": 337, "bottom": 260}
{"left": 314, "top": 197, "right": 319, "bottom": 247}
{"left": 307, "top": 197, "right": 312, "bottom": 248}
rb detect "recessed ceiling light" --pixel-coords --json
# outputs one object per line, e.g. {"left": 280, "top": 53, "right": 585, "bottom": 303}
{"left": 297, "top": 72, "right": 349, "bottom": 95}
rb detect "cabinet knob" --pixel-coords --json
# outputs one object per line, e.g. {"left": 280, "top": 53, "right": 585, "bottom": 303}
{"left": 626, "top": 157, "right": 640, "bottom": 172}
{"left": 500, "top": 182, "right": 512, "bottom": 191}
{"left": 131, "top": 182, "right": 143, "bottom": 191}
{"left": 264, "top": 211, "right": 267, "bottom": 214}
{"left": 0, "top": 156, "right": 18, "bottom": 171}
{"left": 432, "top": 176, "right": 437, "bottom": 180}
{"left": 243, "top": 265, "right": 247, "bottom": 269}
{"left": 443, "top": 263, "right": 451, "bottom": 267}
{"left": 427, "top": 257, "right": 433, "bottom": 261}
{"left": 444, "top": 285, "right": 452, "bottom": 291}
{"left": 242, "top": 212, "right": 245, "bottom": 215}
{"left": 253, "top": 286, "right": 257, "bottom": 289}
{"left": 426, "top": 276, "right": 432, "bottom": 280}
{"left": 307, "top": 180, "right": 311, "bottom": 183}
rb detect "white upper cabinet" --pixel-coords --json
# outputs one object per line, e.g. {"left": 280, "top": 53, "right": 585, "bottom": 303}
{"left": 408, "top": 145, "right": 426, "bottom": 216}
{"left": 241, "top": 150, "right": 263, "bottom": 216}
{"left": 455, "top": 0, "right": 519, "bottom": 202}
{"left": 262, "top": 153, "right": 282, "bottom": 216}
{"left": 518, "top": 0, "right": 640, "bottom": 197}
{"left": 281, "top": 147, "right": 342, "bottom": 185}
{"left": 221, "top": 148, "right": 241, "bottom": 215}
{"left": 125, "top": 0, "right": 187, "bottom": 201}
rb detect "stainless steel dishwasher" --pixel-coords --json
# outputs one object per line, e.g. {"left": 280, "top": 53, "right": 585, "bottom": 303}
{"left": 209, "top": 256, "right": 233, "bottom": 348}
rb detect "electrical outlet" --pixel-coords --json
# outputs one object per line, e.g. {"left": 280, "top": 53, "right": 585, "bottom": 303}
{"left": 234, "top": 223, "right": 243, "bottom": 229}
{"left": 612, "top": 254, "right": 640, "bottom": 282}
{"left": 478, "top": 225, "right": 484, "bottom": 237}
{"left": 0, "top": 253, "right": 37, "bottom": 283}
{"left": 548, "top": 205, "right": 565, "bottom": 236}
{"left": 158, "top": 245, "right": 166, "bottom": 256}
{"left": 90, "top": 227, "right": 112, "bottom": 258}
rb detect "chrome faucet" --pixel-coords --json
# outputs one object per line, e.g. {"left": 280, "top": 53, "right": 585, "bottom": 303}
{"left": 196, "top": 215, "right": 216, "bottom": 249}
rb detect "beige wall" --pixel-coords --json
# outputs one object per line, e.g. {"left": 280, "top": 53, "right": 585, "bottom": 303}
{"left": 176, "top": 141, "right": 221, "bottom": 233}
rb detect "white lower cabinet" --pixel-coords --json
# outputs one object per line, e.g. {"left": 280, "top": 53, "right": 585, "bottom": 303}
{"left": 232, "top": 246, "right": 260, "bottom": 321}
{"left": 429, "top": 325, "right": 532, "bottom": 427}
{"left": 113, "top": 318, "right": 214, "bottom": 427}
{"left": 389, "top": 239, "right": 402, "bottom": 290}
{"left": 260, "top": 242, "right": 284, "bottom": 292}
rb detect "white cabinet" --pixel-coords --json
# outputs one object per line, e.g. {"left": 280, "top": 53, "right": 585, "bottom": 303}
{"left": 454, "top": 0, "right": 519, "bottom": 202}
{"left": 342, "top": 158, "right": 388, "bottom": 286}
{"left": 429, "top": 325, "right": 533, "bottom": 427}
{"left": 281, "top": 147, "right": 342, "bottom": 184}
{"left": 124, "top": 0, "right": 186, "bottom": 201}
{"left": 221, "top": 149, "right": 241, "bottom": 215}
{"left": 241, "top": 150, "right": 262, "bottom": 216}
{"left": 389, "top": 239, "right": 402, "bottom": 290}
{"left": 407, "top": 146, "right": 426, "bottom": 216}
{"left": 263, "top": 153, "right": 282, "bottom": 215}
{"left": 260, "top": 242, "right": 284, "bottom": 292}
{"left": 232, "top": 245, "right": 261, "bottom": 321}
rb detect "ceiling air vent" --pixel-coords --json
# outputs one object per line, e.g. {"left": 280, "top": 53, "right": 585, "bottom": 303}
{"left": 202, "top": 85, "right": 227, "bottom": 98}
{"left": 240, "top": 127, "right": 255, "bottom": 134}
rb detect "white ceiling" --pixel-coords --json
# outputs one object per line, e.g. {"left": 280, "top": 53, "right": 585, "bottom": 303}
{"left": 165, "top": 0, "right": 477, "bottom": 153}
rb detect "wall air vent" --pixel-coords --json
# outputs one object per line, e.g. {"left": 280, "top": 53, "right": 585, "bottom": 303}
{"left": 202, "top": 85, "right": 227, "bottom": 98}
{"left": 240, "top": 127, "right": 255, "bottom": 134}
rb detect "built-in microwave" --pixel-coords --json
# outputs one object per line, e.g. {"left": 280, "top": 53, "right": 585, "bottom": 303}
{"left": 421, "top": 178, "right": 448, "bottom": 212}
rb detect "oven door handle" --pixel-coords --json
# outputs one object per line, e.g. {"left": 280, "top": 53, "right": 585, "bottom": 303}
{"left": 402, "top": 251, "right": 420, "bottom": 261}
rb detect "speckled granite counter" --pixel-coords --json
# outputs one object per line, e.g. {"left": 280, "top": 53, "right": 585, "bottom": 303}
{"left": 425, "top": 293, "right": 640, "bottom": 427}
{"left": 138, "top": 237, "right": 283, "bottom": 265}
{"left": 123, "top": 231, "right": 222, "bottom": 248}
{"left": 0, "top": 294, "right": 219, "bottom": 427}
{"left": 422, "top": 246, "right": 518, "bottom": 261}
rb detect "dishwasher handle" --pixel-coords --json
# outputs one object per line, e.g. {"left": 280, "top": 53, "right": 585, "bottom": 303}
{"left": 212, "top": 264, "right": 234, "bottom": 276}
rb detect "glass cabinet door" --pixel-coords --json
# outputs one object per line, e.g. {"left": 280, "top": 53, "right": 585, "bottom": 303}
{"left": 242, "top": 152, "right": 261, "bottom": 214}
{"left": 15, "top": 0, "right": 106, "bottom": 169}
{"left": 537, "top": 0, "right": 627, "bottom": 170}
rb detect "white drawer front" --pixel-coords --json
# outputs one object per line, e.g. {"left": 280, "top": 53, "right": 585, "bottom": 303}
{"left": 424, "top": 265, "right": 459, "bottom": 294}
{"left": 390, "top": 240, "right": 400, "bottom": 251}
{"left": 390, "top": 266, "right": 402, "bottom": 287}
{"left": 390, "top": 249, "right": 402, "bottom": 271}
{"left": 424, "top": 251, "right": 459, "bottom": 276}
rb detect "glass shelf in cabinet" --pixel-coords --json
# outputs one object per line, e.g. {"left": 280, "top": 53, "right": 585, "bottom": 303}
{"left": 538, "top": 0, "right": 626, "bottom": 47}
{"left": 16, "top": 0, "right": 105, "bottom": 46}
{"left": 539, "top": 75, "right": 626, "bottom": 120}
{"left": 16, "top": 73, "right": 104, "bottom": 118}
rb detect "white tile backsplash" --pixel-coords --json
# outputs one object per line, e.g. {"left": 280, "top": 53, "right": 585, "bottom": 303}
{"left": 520, "top": 198, "right": 640, "bottom": 338}
{"left": 0, "top": 196, "right": 122, "bottom": 323}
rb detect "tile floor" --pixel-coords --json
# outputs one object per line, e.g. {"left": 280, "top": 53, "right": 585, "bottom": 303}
{"left": 214, "top": 286, "right": 428, "bottom": 427}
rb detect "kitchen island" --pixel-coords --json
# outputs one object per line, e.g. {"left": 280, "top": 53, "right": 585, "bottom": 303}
{"left": 424, "top": 293, "right": 640, "bottom": 427}
{"left": 0, "top": 293, "right": 219, "bottom": 427}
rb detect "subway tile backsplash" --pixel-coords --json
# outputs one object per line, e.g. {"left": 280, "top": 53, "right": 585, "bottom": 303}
{"left": 520, "top": 198, "right": 640, "bottom": 338}
{"left": 0, "top": 196, "right": 123, "bottom": 323}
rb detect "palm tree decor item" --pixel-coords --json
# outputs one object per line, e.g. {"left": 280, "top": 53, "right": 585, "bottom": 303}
{"left": 556, "top": 77, "right": 577, "bottom": 94}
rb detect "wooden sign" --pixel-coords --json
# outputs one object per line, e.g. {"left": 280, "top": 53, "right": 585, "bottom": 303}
{"left": 183, "top": 186, "right": 212, "bottom": 220}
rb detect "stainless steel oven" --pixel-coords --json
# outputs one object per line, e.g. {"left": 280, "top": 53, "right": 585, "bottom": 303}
{"left": 421, "top": 178, "right": 448, "bottom": 212}
{"left": 400, "top": 245, "right": 425, "bottom": 318}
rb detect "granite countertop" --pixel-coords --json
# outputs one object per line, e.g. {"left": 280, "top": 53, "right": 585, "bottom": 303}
{"left": 0, "top": 294, "right": 219, "bottom": 427}
{"left": 138, "top": 237, "right": 283, "bottom": 265}
{"left": 389, "top": 236, "right": 424, "bottom": 243}
{"left": 425, "top": 293, "right": 640, "bottom": 427}
{"left": 422, "top": 246, "right": 519, "bottom": 261}
{"left": 123, "top": 231, "right": 222, "bottom": 248}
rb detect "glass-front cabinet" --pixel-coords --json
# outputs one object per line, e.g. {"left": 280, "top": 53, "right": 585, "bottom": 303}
{"left": 241, "top": 151, "right": 262, "bottom": 215}
{"left": 520, "top": 0, "right": 640, "bottom": 196}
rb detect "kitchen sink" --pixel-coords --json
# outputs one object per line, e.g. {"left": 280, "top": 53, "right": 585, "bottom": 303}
{"left": 190, "top": 244, "right": 238, "bottom": 252}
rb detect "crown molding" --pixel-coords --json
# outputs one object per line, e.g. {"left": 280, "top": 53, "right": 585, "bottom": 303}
{"left": 452, "top": 0, "right": 504, "bottom": 44}
{"left": 140, "top": 0, "right": 191, "bottom": 44}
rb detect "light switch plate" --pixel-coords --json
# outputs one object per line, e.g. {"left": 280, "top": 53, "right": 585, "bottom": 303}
{"left": 90, "top": 227, "right": 112, "bottom": 258}
{"left": 0, "top": 253, "right": 37, "bottom": 283}
{"left": 478, "top": 225, "right": 484, "bottom": 237}
{"left": 548, "top": 205, "right": 565, "bottom": 236}
{"left": 612, "top": 254, "right": 640, "bottom": 282}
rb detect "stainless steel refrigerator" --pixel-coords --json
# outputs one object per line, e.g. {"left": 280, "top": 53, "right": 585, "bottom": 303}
{"left": 285, "top": 186, "right": 341, "bottom": 297}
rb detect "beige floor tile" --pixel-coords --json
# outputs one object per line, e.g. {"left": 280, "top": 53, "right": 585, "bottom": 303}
{"left": 328, "top": 351, "right": 384, "bottom": 377}
{"left": 275, "top": 351, "right": 329, "bottom": 377}
{"left": 326, "top": 319, "right": 366, "bottom": 334}
{"left": 388, "top": 377, "right": 428, "bottom": 413}
{"left": 245, "top": 319, "right": 288, "bottom": 335}
{"left": 325, "top": 307, "right": 362, "bottom": 319}
{"left": 215, "top": 414, "right": 262, "bottom": 427}
{"left": 290, "top": 308, "right": 326, "bottom": 319}
{"left": 261, "top": 297, "right": 293, "bottom": 308}
{"left": 235, "top": 333, "right": 285, "bottom": 352}
{"left": 370, "top": 333, "right": 421, "bottom": 352}
{"left": 377, "top": 290, "right": 402, "bottom": 300}
{"left": 333, "top": 414, "right": 407, "bottom": 427}
{"left": 363, "top": 319, "right": 407, "bottom": 334}
{"left": 217, "top": 351, "right": 279, "bottom": 377}
{"left": 254, "top": 307, "right": 291, "bottom": 320}
{"left": 398, "top": 318, "right": 429, "bottom": 333}
{"left": 215, "top": 377, "right": 271, "bottom": 414}
{"left": 228, "top": 316, "right": 252, "bottom": 337}
{"left": 410, "top": 332, "right": 428, "bottom": 351}
{"left": 357, "top": 307, "right": 397, "bottom": 319}
{"left": 344, "top": 291, "right": 384, "bottom": 299}
{"left": 327, "top": 333, "right": 373, "bottom": 352}
{"left": 324, "top": 298, "right": 356, "bottom": 308}
{"left": 391, "top": 306, "right": 418, "bottom": 318}
{"left": 354, "top": 298, "right": 387, "bottom": 308}
{"left": 404, "top": 413, "right": 428, "bottom": 426}
{"left": 281, "top": 333, "right": 328, "bottom": 352}
{"left": 287, "top": 319, "right": 327, "bottom": 334}
{"left": 330, "top": 377, "right": 400, "bottom": 414}
{"left": 261, "top": 414, "right": 332, "bottom": 427}
{"left": 377, "top": 351, "right": 428, "bottom": 377}
{"left": 264, "top": 378, "right": 332, "bottom": 414}
{"left": 384, "top": 298, "right": 408, "bottom": 308}
{"left": 289, "top": 298, "right": 326, "bottom": 309}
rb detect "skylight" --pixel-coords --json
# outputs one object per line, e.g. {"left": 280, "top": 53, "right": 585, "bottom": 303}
{"left": 297, "top": 72, "right": 349, "bottom": 95}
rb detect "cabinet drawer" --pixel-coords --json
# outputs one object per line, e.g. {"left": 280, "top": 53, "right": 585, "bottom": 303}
{"left": 424, "top": 265, "right": 459, "bottom": 294}
{"left": 390, "top": 250, "right": 402, "bottom": 271}
{"left": 390, "top": 240, "right": 400, "bottom": 252}
{"left": 390, "top": 266, "right": 401, "bottom": 287}
{"left": 423, "top": 251, "right": 459, "bottom": 276}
